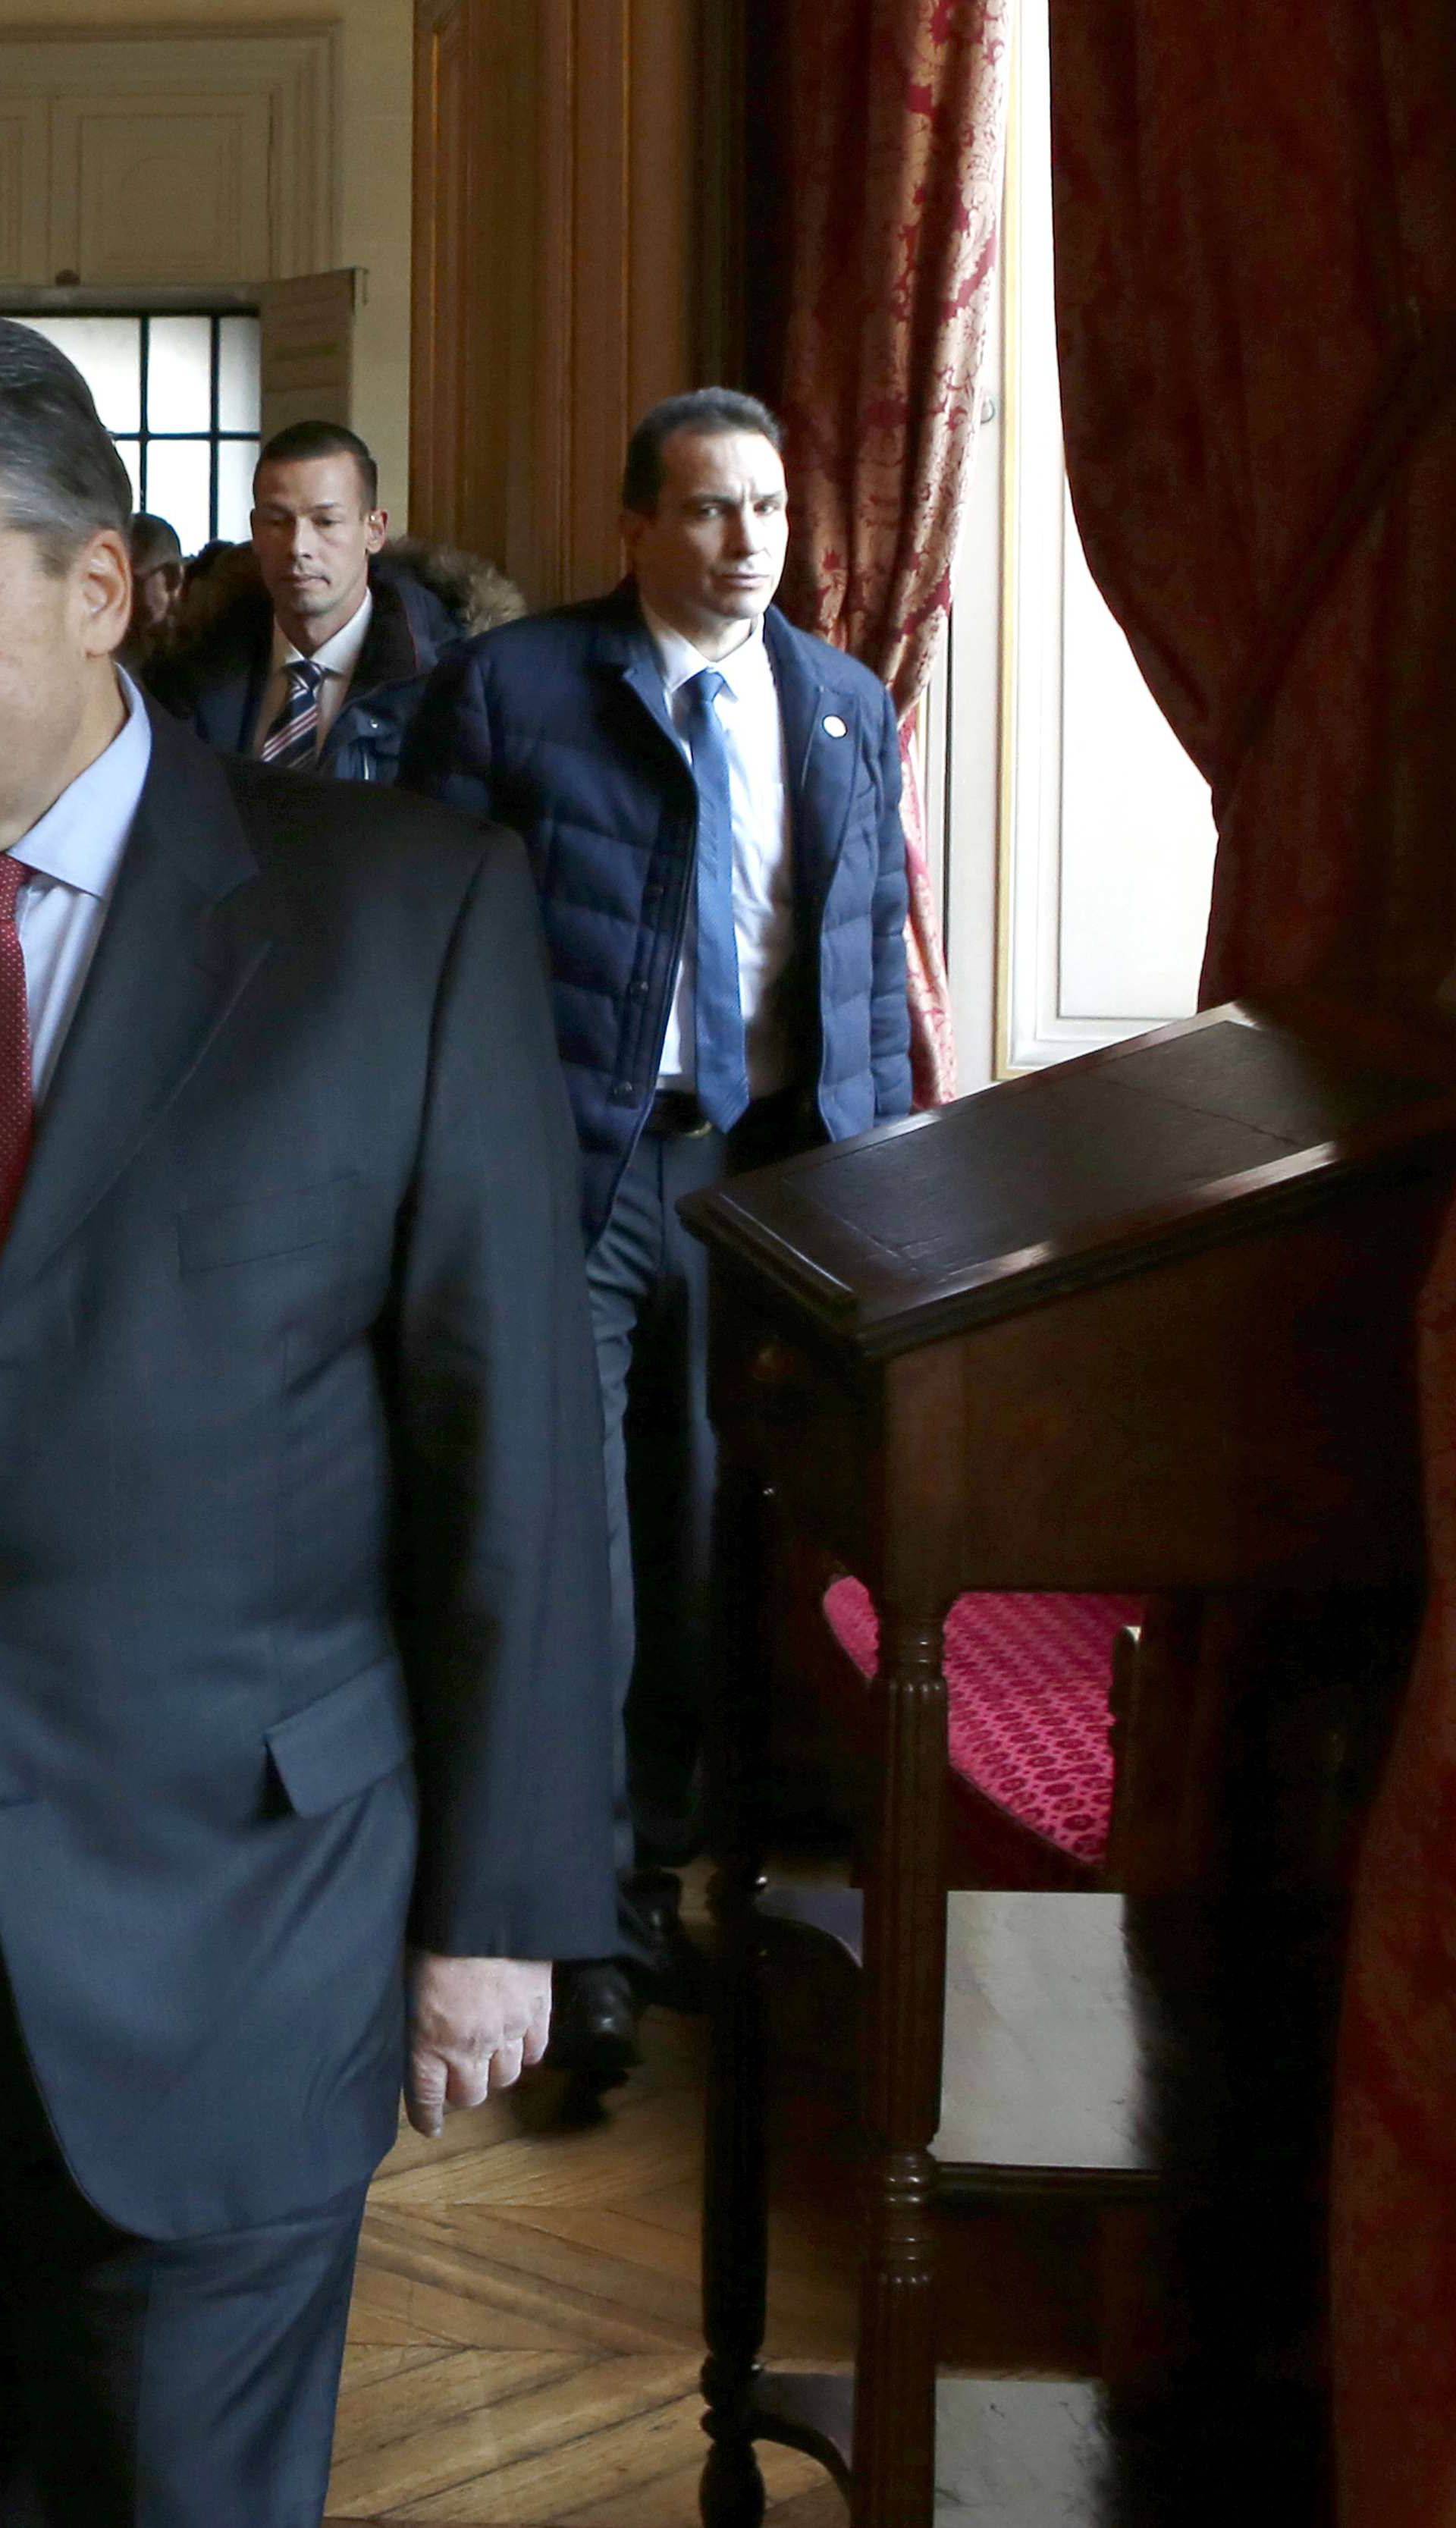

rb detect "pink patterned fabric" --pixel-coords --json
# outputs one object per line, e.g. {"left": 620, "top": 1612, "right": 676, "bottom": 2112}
{"left": 1048, "top": 8, "right": 1456, "bottom": 2515}
{"left": 824, "top": 1578, "right": 1138, "bottom": 1864}
{"left": 752, "top": 0, "right": 1009, "bottom": 1104}
{"left": 899, "top": 721, "right": 958, "bottom": 1106}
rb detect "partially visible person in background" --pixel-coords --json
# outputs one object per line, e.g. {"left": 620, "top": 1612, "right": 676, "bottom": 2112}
{"left": 180, "top": 536, "right": 238, "bottom": 601}
{"left": 149, "top": 422, "right": 522, "bottom": 786}
{"left": 118, "top": 510, "right": 183, "bottom": 674}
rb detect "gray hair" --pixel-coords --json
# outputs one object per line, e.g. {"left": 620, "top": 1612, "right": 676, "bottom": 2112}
{"left": 0, "top": 319, "right": 133, "bottom": 573}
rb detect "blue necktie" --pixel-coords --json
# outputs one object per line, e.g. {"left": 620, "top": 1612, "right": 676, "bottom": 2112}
{"left": 682, "top": 667, "right": 749, "bottom": 1132}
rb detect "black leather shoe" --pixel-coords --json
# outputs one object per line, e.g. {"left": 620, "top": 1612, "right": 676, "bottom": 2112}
{"left": 546, "top": 1960, "right": 641, "bottom": 2091}
{"left": 620, "top": 1870, "right": 709, "bottom": 2015}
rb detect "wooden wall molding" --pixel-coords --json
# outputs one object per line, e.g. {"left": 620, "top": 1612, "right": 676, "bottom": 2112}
{"left": 412, "top": 0, "right": 741, "bottom": 605}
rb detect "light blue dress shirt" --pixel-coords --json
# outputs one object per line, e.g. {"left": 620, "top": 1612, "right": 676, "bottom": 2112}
{"left": 641, "top": 605, "right": 795, "bottom": 1099}
{"left": 12, "top": 667, "right": 152, "bottom": 1102}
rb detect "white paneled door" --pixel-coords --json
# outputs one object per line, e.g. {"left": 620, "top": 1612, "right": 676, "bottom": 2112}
{"left": 0, "top": 29, "right": 335, "bottom": 290}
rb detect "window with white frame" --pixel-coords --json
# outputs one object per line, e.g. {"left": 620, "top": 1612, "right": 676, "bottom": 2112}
{"left": 927, "top": 0, "right": 1216, "bottom": 1088}
{"left": 12, "top": 310, "right": 261, "bottom": 553}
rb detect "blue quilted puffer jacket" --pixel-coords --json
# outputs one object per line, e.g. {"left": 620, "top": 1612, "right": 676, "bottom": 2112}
{"left": 403, "top": 586, "right": 912, "bottom": 1242}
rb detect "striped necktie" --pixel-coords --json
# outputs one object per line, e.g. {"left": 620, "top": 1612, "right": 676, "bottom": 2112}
{"left": 259, "top": 660, "right": 325, "bottom": 768}
{"left": 682, "top": 667, "right": 750, "bottom": 1132}
{"left": 0, "top": 855, "right": 33, "bottom": 1239}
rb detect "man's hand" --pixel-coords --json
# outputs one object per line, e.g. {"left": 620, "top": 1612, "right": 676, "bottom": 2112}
{"left": 405, "top": 1952, "right": 552, "bottom": 2137}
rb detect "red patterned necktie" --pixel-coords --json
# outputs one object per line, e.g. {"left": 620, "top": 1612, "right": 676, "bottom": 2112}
{"left": 0, "top": 855, "right": 33, "bottom": 1239}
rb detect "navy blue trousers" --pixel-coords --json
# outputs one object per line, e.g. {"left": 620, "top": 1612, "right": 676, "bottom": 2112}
{"left": 585, "top": 1094, "right": 807, "bottom": 1889}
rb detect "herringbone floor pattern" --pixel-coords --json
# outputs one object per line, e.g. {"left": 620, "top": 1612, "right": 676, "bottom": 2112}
{"left": 325, "top": 1892, "right": 852, "bottom": 2526}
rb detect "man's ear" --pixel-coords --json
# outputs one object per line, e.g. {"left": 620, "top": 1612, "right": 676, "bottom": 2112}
{"left": 77, "top": 529, "right": 133, "bottom": 660}
{"left": 620, "top": 507, "right": 646, "bottom": 567}
{"left": 366, "top": 509, "right": 389, "bottom": 555}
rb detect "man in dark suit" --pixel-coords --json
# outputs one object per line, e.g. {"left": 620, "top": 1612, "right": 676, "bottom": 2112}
{"left": 0, "top": 324, "right": 614, "bottom": 2524}
{"left": 149, "top": 419, "right": 470, "bottom": 785}
{"left": 404, "top": 388, "right": 912, "bottom": 2084}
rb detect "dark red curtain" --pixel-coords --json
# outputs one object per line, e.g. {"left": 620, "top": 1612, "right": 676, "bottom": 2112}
{"left": 745, "top": 0, "right": 1009, "bottom": 1103}
{"left": 1048, "top": 6, "right": 1456, "bottom": 2517}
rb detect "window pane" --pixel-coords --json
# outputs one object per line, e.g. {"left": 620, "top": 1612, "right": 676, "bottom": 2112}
{"left": 146, "top": 316, "right": 212, "bottom": 434}
{"left": 17, "top": 317, "right": 140, "bottom": 433}
{"left": 144, "top": 439, "right": 212, "bottom": 556}
{"left": 217, "top": 317, "right": 260, "bottom": 433}
{"left": 113, "top": 441, "right": 143, "bottom": 509}
{"left": 1058, "top": 500, "right": 1216, "bottom": 1020}
{"left": 215, "top": 439, "right": 259, "bottom": 542}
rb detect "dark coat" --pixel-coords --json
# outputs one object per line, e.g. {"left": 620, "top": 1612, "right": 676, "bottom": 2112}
{"left": 0, "top": 703, "right": 614, "bottom": 2240}
{"left": 402, "top": 588, "right": 913, "bottom": 1242}
{"left": 149, "top": 544, "right": 522, "bottom": 787}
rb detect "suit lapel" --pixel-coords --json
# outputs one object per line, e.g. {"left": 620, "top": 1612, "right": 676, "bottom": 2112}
{"left": 593, "top": 590, "right": 867, "bottom": 884}
{"left": 764, "top": 608, "right": 861, "bottom": 919}
{"left": 0, "top": 707, "right": 271, "bottom": 1305}
{"left": 193, "top": 603, "right": 270, "bottom": 754}
{"left": 209, "top": 655, "right": 265, "bottom": 754}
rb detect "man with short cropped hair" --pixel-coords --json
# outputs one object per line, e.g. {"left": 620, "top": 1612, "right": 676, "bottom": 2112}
{"left": 151, "top": 419, "right": 471, "bottom": 784}
{"left": 0, "top": 320, "right": 613, "bottom": 2526}
{"left": 121, "top": 511, "right": 184, "bottom": 670}
{"left": 406, "top": 388, "right": 912, "bottom": 2090}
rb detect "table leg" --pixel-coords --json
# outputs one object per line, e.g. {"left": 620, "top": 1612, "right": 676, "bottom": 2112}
{"left": 700, "top": 1457, "right": 773, "bottom": 2528}
{"left": 852, "top": 1608, "right": 948, "bottom": 2528}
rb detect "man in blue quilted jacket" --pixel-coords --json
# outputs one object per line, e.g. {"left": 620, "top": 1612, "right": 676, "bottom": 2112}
{"left": 405, "top": 388, "right": 912, "bottom": 2084}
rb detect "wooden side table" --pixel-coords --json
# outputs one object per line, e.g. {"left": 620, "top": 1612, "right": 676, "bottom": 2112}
{"left": 682, "top": 1003, "right": 1456, "bottom": 2528}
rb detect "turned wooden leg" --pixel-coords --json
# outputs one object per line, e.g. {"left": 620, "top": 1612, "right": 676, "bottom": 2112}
{"left": 851, "top": 1607, "right": 948, "bottom": 2528}
{"left": 699, "top": 1456, "right": 773, "bottom": 2527}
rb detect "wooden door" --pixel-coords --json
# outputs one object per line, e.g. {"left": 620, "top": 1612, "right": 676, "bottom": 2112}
{"left": 258, "top": 270, "right": 359, "bottom": 441}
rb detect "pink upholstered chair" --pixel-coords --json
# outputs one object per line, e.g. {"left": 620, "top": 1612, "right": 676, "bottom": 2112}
{"left": 771, "top": 1540, "right": 1141, "bottom": 1892}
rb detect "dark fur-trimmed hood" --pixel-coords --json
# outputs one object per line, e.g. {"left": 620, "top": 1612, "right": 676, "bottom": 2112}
{"left": 381, "top": 539, "right": 526, "bottom": 640}
{"left": 158, "top": 536, "right": 526, "bottom": 673}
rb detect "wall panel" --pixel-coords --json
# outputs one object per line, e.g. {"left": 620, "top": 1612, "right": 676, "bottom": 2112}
{"left": 0, "top": 3, "right": 411, "bottom": 528}
{"left": 411, "top": 0, "right": 738, "bottom": 604}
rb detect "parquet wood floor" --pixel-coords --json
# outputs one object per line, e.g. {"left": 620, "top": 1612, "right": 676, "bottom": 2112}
{"left": 325, "top": 1883, "right": 852, "bottom": 2526}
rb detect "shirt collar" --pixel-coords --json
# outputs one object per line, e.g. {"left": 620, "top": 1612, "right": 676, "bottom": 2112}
{"left": 640, "top": 600, "right": 770, "bottom": 704}
{"left": 269, "top": 583, "right": 374, "bottom": 682}
{"left": 17, "top": 667, "right": 152, "bottom": 902}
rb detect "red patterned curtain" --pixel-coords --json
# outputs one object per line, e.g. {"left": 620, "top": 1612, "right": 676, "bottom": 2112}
{"left": 1048, "top": 5, "right": 1456, "bottom": 2519}
{"left": 746, "top": 0, "right": 1009, "bottom": 1105}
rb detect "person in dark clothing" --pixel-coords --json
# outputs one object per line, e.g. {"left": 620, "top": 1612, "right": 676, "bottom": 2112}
{"left": 149, "top": 420, "right": 522, "bottom": 785}
{"left": 0, "top": 322, "right": 613, "bottom": 2525}
{"left": 403, "top": 387, "right": 912, "bottom": 2091}
{"left": 118, "top": 511, "right": 184, "bottom": 675}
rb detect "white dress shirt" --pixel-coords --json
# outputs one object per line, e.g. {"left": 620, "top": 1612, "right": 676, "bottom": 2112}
{"left": 13, "top": 666, "right": 152, "bottom": 1102}
{"left": 642, "top": 604, "right": 795, "bottom": 1100}
{"left": 252, "top": 586, "right": 374, "bottom": 758}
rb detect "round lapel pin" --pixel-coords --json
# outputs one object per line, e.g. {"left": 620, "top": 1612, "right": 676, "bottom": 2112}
{"left": 822, "top": 713, "right": 848, "bottom": 738}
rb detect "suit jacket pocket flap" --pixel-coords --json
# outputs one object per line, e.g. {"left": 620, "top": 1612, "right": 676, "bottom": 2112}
{"left": 266, "top": 1662, "right": 413, "bottom": 1817}
{"left": 178, "top": 1177, "right": 356, "bottom": 1273}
